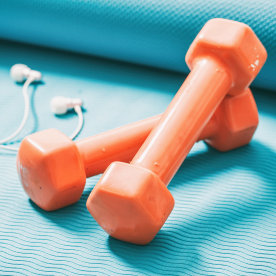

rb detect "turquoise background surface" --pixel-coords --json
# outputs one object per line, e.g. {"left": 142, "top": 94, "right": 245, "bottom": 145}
{"left": 0, "top": 0, "right": 275, "bottom": 90}
{"left": 0, "top": 40, "right": 275, "bottom": 275}
{"left": 0, "top": 0, "right": 275, "bottom": 274}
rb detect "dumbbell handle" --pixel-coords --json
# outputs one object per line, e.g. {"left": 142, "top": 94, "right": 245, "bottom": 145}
{"left": 132, "top": 58, "right": 232, "bottom": 184}
{"left": 76, "top": 104, "right": 217, "bottom": 178}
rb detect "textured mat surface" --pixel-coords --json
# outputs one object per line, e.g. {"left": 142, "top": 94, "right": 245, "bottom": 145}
{"left": 0, "top": 0, "right": 275, "bottom": 90}
{"left": 0, "top": 41, "right": 276, "bottom": 275}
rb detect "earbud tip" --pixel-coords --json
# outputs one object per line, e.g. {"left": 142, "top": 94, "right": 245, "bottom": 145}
{"left": 10, "top": 64, "right": 30, "bottom": 82}
{"left": 32, "top": 70, "right": 42, "bottom": 82}
{"left": 50, "top": 96, "right": 69, "bottom": 115}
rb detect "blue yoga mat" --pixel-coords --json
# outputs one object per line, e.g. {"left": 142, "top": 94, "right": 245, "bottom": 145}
{"left": 0, "top": 39, "right": 275, "bottom": 275}
{"left": 0, "top": 0, "right": 275, "bottom": 91}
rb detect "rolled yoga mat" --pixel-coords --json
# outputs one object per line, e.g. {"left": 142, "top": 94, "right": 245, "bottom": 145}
{"left": 0, "top": 0, "right": 275, "bottom": 91}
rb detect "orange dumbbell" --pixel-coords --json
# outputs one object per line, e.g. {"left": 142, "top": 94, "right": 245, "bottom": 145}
{"left": 17, "top": 88, "right": 257, "bottom": 211}
{"left": 86, "top": 19, "right": 267, "bottom": 244}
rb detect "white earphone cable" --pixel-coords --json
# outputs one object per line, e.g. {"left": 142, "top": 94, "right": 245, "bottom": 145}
{"left": 0, "top": 106, "right": 83, "bottom": 152}
{"left": 0, "top": 145, "right": 19, "bottom": 151}
{"left": 0, "top": 65, "right": 84, "bottom": 153}
{"left": 69, "top": 105, "right": 84, "bottom": 140}
{"left": 0, "top": 76, "right": 34, "bottom": 145}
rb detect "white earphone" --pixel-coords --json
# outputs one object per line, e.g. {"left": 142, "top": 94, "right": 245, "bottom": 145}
{"left": 10, "top": 64, "right": 42, "bottom": 82}
{"left": 50, "top": 96, "right": 84, "bottom": 140}
{"left": 0, "top": 64, "right": 84, "bottom": 152}
{"left": 50, "top": 96, "right": 83, "bottom": 115}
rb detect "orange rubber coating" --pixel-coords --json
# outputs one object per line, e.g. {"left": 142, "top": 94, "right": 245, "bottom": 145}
{"left": 17, "top": 88, "right": 257, "bottom": 212}
{"left": 76, "top": 115, "right": 159, "bottom": 178}
{"left": 77, "top": 88, "right": 256, "bottom": 178}
{"left": 76, "top": 112, "right": 215, "bottom": 178}
{"left": 87, "top": 18, "right": 267, "bottom": 245}
{"left": 132, "top": 57, "right": 232, "bottom": 184}
{"left": 15, "top": 98, "right": 222, "bottom": 211}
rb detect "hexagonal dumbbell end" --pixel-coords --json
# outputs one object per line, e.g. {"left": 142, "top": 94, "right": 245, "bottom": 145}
{"left": 17, "top": 129, "right": 86, "bottom": 211}
{"left": 86, "top": 162, "right": 175, "bottom": 244}
{"left": 186, "top": 18, "right": 267, "bottom": 95}
{"left": 206, "top": 88, "right": 259, "bottom": 151}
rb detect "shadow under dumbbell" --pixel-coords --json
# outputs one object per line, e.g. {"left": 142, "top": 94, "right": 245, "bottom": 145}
{"left": 107, "top": 140, "right": 276, "bottom": 274}
{"left": 28, "top": 176, "right": 101, "bottom": 233}
{"left": 28, "top": 200, "right": 97, "bottom": 234}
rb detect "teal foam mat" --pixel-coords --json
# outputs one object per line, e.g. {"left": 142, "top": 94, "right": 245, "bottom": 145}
{"left": 0, "top": 0, "right": 275, "bottom": 90}
{"left": 0, "top": 41, "right": 275, "bottom": 275}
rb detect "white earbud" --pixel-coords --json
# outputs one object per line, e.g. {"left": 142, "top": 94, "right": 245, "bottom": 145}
{"left": 50, "top": 96, "right": 84, "bottom": 140}
{"left": 50, "top": 96, "right": 83, "bottom": 115}
{"left": 10, "top": 64, "right": 42, "bottom": 82}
